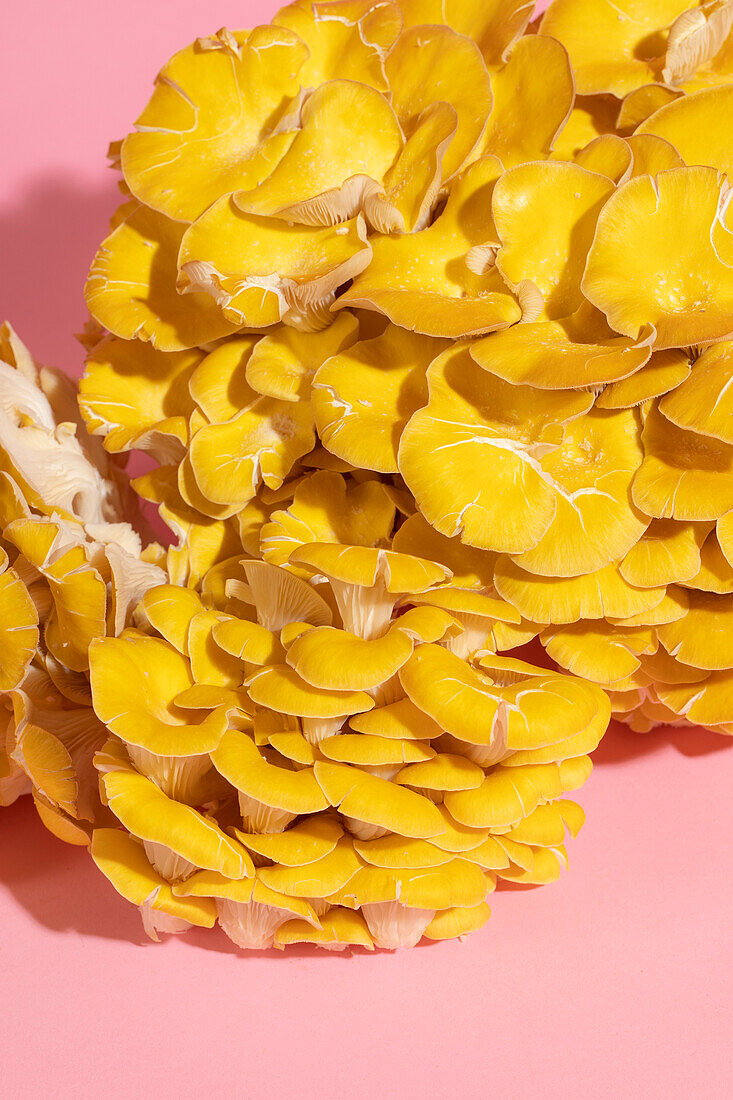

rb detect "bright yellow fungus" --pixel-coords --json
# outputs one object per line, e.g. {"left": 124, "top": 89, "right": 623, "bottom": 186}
{"left": 9, "top": 0, "right": 733, "bottom": 952}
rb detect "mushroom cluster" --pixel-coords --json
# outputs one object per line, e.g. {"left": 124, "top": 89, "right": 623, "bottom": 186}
{"left": 0, "top": 326, "right": 165, "bottom": 837}
{"left": 2, "top": 0, "right": 731, "bottom": 950}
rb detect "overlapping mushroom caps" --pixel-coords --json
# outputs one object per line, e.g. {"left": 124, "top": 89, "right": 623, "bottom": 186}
{"left": 0, "top": 326, "right": 166, "bottom": 837}
{"left": 86, "top": 483, "right": 606, "bottom": 948}
{"left": 27, "top": 0, "right": 733, "bottom": 947}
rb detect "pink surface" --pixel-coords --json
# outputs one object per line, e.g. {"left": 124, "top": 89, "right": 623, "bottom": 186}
{"left": 1, "top": 3, "right": 732, "bottom": 1097}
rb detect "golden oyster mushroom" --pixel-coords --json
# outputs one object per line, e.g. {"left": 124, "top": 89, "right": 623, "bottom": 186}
{"left": 582, "top": 166, "right": 733, "bottom": 349}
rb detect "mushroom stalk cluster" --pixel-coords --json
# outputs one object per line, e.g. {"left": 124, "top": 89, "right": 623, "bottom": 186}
{"left": 2, "top": 0, "right": 733, "bottom": 950}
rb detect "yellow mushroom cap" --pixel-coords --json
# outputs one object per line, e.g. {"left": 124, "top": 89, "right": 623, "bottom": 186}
{"left": 658, "top": 341, "right": 733, "bottom": 445}
{"left": 246, "top": 662, "right": 374, "bottom": 719}
{"left": 289, "top": 543, "right": 450, "bottom": 592}
{"left": 275, "top": 907, "right": 375, "bottom": 951}
{"left": 423, "top": 901, "right": 492, "bottom": 941}
{"left": 398, "top": 344, "right": 593, "bottom": 554}
{"left": 595, "top": 349, "right": 692, "bottom": 412}
{"left": 314, "top": 760, "right": 447, "bottom": 838}
{"left": 89, "top": 635, "right": 232, "bottom": 755}
{"left": 445, "top": 759, "right": 590, "bottom": 829}
{"left": 349, "top": 696, "right": 444, "bottom": 741}
{"left": 261, "top": 470, "right": 396, "bottom": 570}
{"left": 311, "top": 326, "right": 449, "bottom": 474}
{"left": 399, "top": 644, "right": 503, "bottom": 747}
{"left": 120, "top": 25, "right": 309, "bottom": 222}
{"left": 637, "top": 85, "right": 733, "bottom": 179}
{"left": 385, "top": 23, "right": 493, "bottom": 181}
{"left": 395, "top": 753, "right": 485, "bottom": 793}
{"left": 98, "top": 758, "right": 253, "bottom": 879}
{"left": 235, "top": 79, "right": 403, "bottom": 225}
{"left": 85, "top": 204, "right": 240, "bottom": 353}
{"left": 582, "top": 167, "right": 733, "bottom": 349}
{"left": 494, "top": 557, "right": 666, "bottom": 624}
{"left": 657, "top": 591, "right": 733, "bottom": 670}
{"left": 632, "top": 401, "right": 733, "bottom": 521}
{"left": 493, "top": 160, "right": 614, "bottom": 323}
{"left": 539, "top": 0, "right": 693, "bottom": 97}
{"left": 509, "top": 408, "right": 649, "bottom": 578}
{"left": 210, "top": 728, "right": 328, "bottom": 814}
{"left": 257, "top": 837, "right": 363, "bottom": 898}
{"left": 91, "top": 828, "right": 216, "bottom": 928}
{"left": 285, "top": 622, "right": 415, "bottom": 691}
{"left": 319, "top": 733, "right": 435, "bottom": 766}
{"left": 338, "top": 157, "right": 523, "bottom": 338}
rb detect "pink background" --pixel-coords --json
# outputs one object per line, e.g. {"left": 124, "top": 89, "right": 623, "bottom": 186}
{"left": 1, "top": 2, "right": 732, "bottom": 1097}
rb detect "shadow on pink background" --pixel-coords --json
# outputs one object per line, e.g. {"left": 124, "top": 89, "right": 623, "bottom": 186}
{"left": 1, "top": 2, "right": 732, "bottom": 1098}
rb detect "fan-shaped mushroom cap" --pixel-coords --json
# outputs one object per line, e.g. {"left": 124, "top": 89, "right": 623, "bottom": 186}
{"left": 680, "top": 529, "right": 733, "bottom": 593}
{"left": 595, "top": 349, "right": 691, "bottom": 410}
{"left": 510, "top": 409, "right": 648, "bottom": 577}
{"left": 477, "top": 35, "right": 574, "bottom": 165}
{"left": 445, "top": 757, "right": 592, "bottom": 829}
{"left": 285, "top": 622, "right": 418, "bottom": 691}
{"left": 97, "top": 750, "right": 253, "bottom": 878}
{"left": 398, "top": 644, "right": 505, "bottom": 749}
{"left": 91, "top": 828, "right": 217, "bottom": 930}
{"left": 349, "top": 696, "right": 444, "bottom": 741}
{"left": 542, "top": 620, "right": 656, "bottom": 685}
{"left": 423, "top": 901, "right": 492, "bottom": 941}
{"left": 632, "top": 401, "right": 733, "bottom": 520}
{"left": 574, "top": 133, "right": 633, "bottom": 183}
{"left": 582, "top": 167, "right": 733, "bottom": 348}
{"left": 314, "top": 760, "right": 447, "bottom": 838}
{"left": 85, "top": 205, "right": 240, "bottom": 352}
{"left": 386, "top": 24, "right": 492, "bottom": 180}
{"left": 494, "top": 557, "right": 666, "bottom": 624}
{"left": 318, "top": 733, "right": 434, "bottom": 766}
{"left": 337, "top": 157, "right": 522, "bottom": 337}
{"left": 138, "top": 584, "right": 203, "bottom": 653}
{"left": 539, "top": 0, "right": 693, "bottom": 97}
{"left": 378, "top": 101, "right": 458, "bottom": 234}
{"left": 637, "top": 85, "right": 733, "bottom": 177}
{"left": 121, "top": 26, "right": 309, "bottom": 222}
{"left": 398, "top": 345, "right": 593, "bottom": 554}
{"left": 257, "top": 837, "right": 363, "bottom": 897}
{"left": 187, "top": 382, "right": 316, "bottom": 510}
{"left": 89, "top": 635, "right": 231, "bottom": 755}
{"left": 470, "top": 304, "right": 654, "bottom": 391}
{"left": 657, "top": 668, "right": 733, "bottom": 726}
{"left": 275, "top": 907, "right": 374, "bottom": 951}
{"left": 179, "top": 197, "right": 372, "bottom": 331}
{"left": 210, "top": 728, "right": 329, "bottom": 815}
{"left": 211, "top": 618, "right": 284, "bottom": 666}
{"left": 493, "top": 161, "right": 614, "bottom": 322}
{"left": 80, "top": 338, "right": 202, "bottom": 463}
{"left": 333, "top": 856, "right": 488, "bottom": 912}
{"left": 353, "top": 834, "right": 452, "bottom": 869}
{"left": 245, "top": 314, "right": 359, "bottom": 404}
{"left": 236, "top": 80, "right": 403, "bottom": 226}
{"left": 273, "top": 0, "right": 401, "bottom": 89}
{"left": 395, "top": 753, "right": 485, "bottom": 793}
{"left": 247, "top": 662, "right": 374, "bottom": 719}
{"left": 261, "top": 471, "right": 395, "bottom": 569}
{"left": 657, "top": 591, "right": 733, "bottom": 669}
{"left": 398, "top": 0, "right": 532, "bottom": 67}
{"left": 312, "top": 326, "right": 449, "bottom": 473}
{"left": 659, "top": 341, "right": 733, "bottom": 444}
{"left": 289, "top": 543, "right": 450, "bottom": 593}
